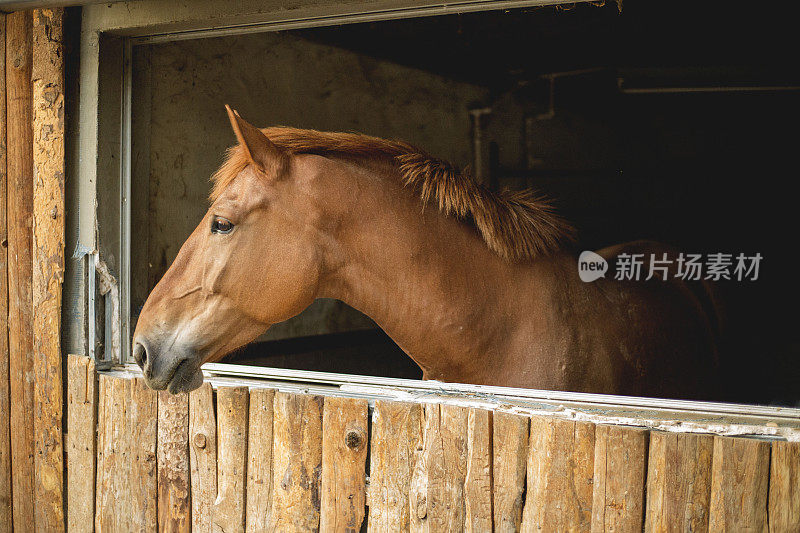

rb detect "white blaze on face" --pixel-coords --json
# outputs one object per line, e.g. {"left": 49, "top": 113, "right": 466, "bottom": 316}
{"left": 578, "top": 250, "right": 608, "bottom": 282}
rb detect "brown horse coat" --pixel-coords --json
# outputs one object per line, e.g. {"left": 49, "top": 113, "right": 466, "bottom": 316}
{"left": 132, "top": 107, "right": 721, "bottom": 398}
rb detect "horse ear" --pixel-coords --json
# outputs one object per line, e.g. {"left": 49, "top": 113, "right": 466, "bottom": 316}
{"left": 225, "top": 105, "right": 283, "bottom": 171}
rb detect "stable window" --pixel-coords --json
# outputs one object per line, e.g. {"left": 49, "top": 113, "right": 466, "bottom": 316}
{"left": 72, "top": 0, "right": 800, "bottom": 405}
{"left": 81, "top": 0, "right": 603, "bottom": 375}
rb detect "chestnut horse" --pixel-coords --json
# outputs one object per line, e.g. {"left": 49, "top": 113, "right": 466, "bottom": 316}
{"left": 133, "top": 106, "right": 722, "bottom": 398}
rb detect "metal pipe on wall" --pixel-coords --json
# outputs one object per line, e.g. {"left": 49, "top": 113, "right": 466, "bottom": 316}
{"left": 469, "top": 107, "right": 491, "bottom": 184}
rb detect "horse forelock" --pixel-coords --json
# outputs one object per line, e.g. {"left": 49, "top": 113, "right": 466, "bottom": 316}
{"left": 210, "top": 126, "right": 575, "bottom": 262}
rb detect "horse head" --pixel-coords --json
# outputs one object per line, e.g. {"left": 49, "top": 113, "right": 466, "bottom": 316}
{"left": 133, "top": 107, "right": 327, "bottom": 392}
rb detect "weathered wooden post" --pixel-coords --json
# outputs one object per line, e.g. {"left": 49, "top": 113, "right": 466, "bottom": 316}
{"left": 0, "top": 13, "right": 11, "bottom": 530}
{"left": 32, "top": 8, "right": 66, "bottom": 529}
{"left": 6, "top": 11, "right": 34, "bottom": 531}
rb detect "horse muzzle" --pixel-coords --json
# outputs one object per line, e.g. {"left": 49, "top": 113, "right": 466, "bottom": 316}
{"left": 132, "top": 336, "right": 204, "bottom": 394}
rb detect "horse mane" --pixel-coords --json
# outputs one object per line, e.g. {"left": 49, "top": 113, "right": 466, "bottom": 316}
{"left": 211, "top": 127, "right": 575, "bottom": 262}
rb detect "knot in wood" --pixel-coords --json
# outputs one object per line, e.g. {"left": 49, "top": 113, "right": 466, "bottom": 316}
{"left": 345, "top": 428, "right": 365, "bottom": 451}
{"left": 193, "top": 433, "right": 207, "bottom": 449}
{"left": 416, "top": 496, "right": 427, "bottom": 519}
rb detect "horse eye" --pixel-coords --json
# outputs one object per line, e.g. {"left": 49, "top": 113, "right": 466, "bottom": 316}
{"left": 211, "top": 217, "right": 234, "bottom": 234}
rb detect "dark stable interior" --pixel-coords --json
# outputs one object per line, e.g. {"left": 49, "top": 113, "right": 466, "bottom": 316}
{"left": 158, "top": 0, "right": 800, "bottom": 404}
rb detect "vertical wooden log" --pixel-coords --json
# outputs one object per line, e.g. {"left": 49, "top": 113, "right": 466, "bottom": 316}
{"left": 66, "top": 355, "right": 97, "bottom": 533}
{"left": 126, "top": 378, "right": 158, "bottom": 531}
{"left": 769, "top": 440, "right": 800, "bottom": 532}
{"left": 409, "top": 404, "right": 469, "bottom": 533}
{"left": 158, "top": 391, "right": 191, "bottom": 532}
{"left": 95, "top": 375, "right": 126, "bottom": 532}
{"left": 464, "top": 408, "right": 492, "bottom": 532}
{"left": 213, "top": 386, "right": 249, "bottom": 533}
{"left": 93, "top": 375, "right": 109, "bottom": 531}
{"left": 96, "top": 376, "right": 157, "bottom": 532}
{"left": 5, "top": 11, "right": 34, "bottom": 532}
{"left": 31, "top": 8, "right": 65, "bottom": 530}
{"left": 521, "top": 416, "right": 595, "bottom": 532}
{"left": 269, "top": 392, "right": 324, "bottom": 532}
{"left": 644, "top": 431, "right": 713, "bottom": 532}
{"left": 320, "top": 396, "right": 369, "bottom": 532}
{"left": 246, "top": 388, "right": 274, "bottom": 532}
{"left": 492, "top": 412, "right": 528, "bottom": 532}
{"left": 190, "top": 382, "right": 217, "bottom": 533}
{"left": 367, "top": 400, "right": 421, "bottom": 532}
{"left": 0, "top": 14, "right": 12, "bottom": 530}
{"left": 709, "top": 436, "right": 770, "bottom": 532}
{"left": 590, "top": 424, "right": 648, "bottom": 532}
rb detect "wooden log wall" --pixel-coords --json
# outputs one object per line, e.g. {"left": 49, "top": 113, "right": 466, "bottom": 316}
{"left": 62, "top": 362, "right": 800, "bottom": 533}
{"left": 0, "top": 8, "right": 66, "bottom": 532}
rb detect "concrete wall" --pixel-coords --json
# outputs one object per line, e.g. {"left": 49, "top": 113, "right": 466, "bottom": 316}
{"left": 131, "top": 30, "right": 489, "bottom": 340}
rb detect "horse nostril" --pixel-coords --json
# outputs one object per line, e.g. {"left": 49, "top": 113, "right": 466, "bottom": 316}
{"left": 133, "top": 342, "right": 148, "bottom": 370}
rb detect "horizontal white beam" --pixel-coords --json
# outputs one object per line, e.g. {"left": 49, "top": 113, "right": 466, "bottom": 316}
{"left": 104, "top": 362, "right": 800, "bottom": 441}
{"left": 199, "top": 362, "right": 800, "bottom": 420}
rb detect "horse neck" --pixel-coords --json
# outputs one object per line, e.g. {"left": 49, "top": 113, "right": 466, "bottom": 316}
{"left": 315, "top": 158, "right": 538, "bottom": 381}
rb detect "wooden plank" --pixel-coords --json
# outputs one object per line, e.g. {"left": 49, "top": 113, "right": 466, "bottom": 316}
{"left": 409, "top": 403, "right": 469, "bottom": 533}
{"left": 158, "top": 391, "right": 191, "bottom": 532}
{"left": 6, "top": 11, "right": 34, "bottom": 533}
{"left": 95, "top": 376, "right": 158, "bottom": 532}
{"left": 246, "top": 388, "right": 274, "bottom": 532}
{"left": 96, "top": 376, "right": 158, "bottom": 532}
{"left": 31, "top": 8, "right": 65, "bottom": 530}
{"left": 521, "top": 416, "right": 595, "bottom": 532}
{"left": 644, "top": 431, "right": 713, "bottom": 533}
{"left": 213, "top": 386, "right": 249, "bottom": 533}
{"left": 190, "top": 382, "right": 217, "bottom": 533}
{"left": 709, "top": 436, "right": 770, "bottom": 532}
{"left": 492, "top": 412, "right": 528, "bottom": 532}
{"left": 367, "top": 400, "right": 422, "bottom": 532}
{"left": 269, "top": 392, "right": 324, "bottom": 532}
{"left": 320, "top": 396, "right": 369, "bottom": 532}
{"left": 95, "top": 375, "right": 126, "bottom": 532}
{"left": 464, "top": 408, "right": 492, "bottom": 532}
{"left": 590, "top": 424, "right": 648, "bottom": 532}
{"left": 93, "top": 375, "right": 109, "bottom": 531}
{"left": 769, "top": 440, "right": 800, "bottom": 532}
{"left": 0, "top": 13, "right": 11, "bottom": 531}
{"left": 66, "top": 355, "right": 97, "bottom": 533}
{"left": 126, "top": 377, "right": 158, "bottom": 531}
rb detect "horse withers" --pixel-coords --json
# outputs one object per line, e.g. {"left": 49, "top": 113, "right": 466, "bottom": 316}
{"left": 133, "top": 106, "right": 722, "bottom": 399}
